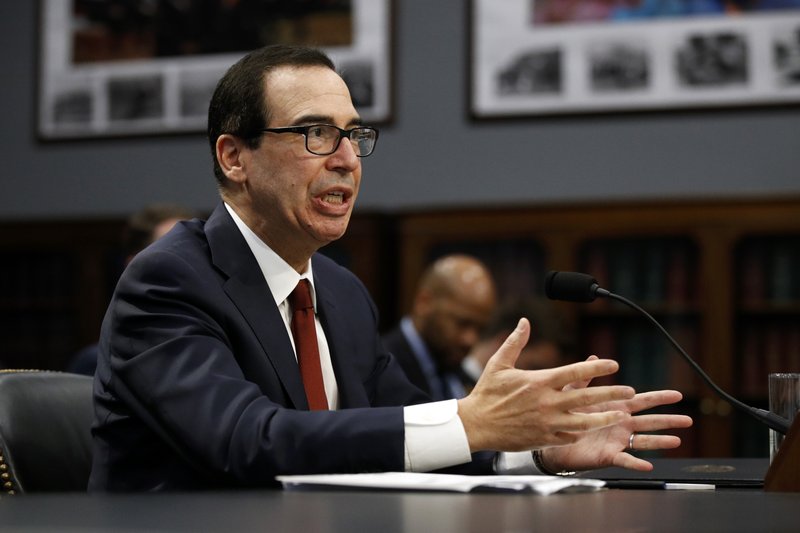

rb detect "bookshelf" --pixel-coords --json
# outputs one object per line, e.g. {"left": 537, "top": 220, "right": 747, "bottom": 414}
{"left": 396, "top": 197, "right": 800, "bottom": 457}
{"left": 734, "top": 235, "right": 800, "bottom": 456}
{"left": 1, "top": 197, "right": 798, "bottom": 458}
{"left": 0, "top": 219, "right": 125, "bottom": 371}
{"left": 0, "top": 213, "right": 391, "bottom": 371}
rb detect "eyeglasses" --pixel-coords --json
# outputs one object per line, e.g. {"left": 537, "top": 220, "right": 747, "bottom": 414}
{"left": 259, "top": 124, "right": 379, "bottom": 157}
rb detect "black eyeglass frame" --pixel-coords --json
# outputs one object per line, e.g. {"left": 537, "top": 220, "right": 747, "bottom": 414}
{"left": 258, "top": 124, "right": 379, "bottom": 157}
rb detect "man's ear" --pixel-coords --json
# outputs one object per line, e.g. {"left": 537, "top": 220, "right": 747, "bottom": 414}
{"left": 216, "top": 134, "right": 248, "bottom": 184}
{"left": 413, "top": 288, "right": 433, "bottom": 317}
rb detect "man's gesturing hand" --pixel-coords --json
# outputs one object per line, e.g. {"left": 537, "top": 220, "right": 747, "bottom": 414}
{"left": 457, "top": 318, "right": 635, "bottom": 453}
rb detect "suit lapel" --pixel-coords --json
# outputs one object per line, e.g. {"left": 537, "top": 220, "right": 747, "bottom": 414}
{"left": 205, "top": 204, "right": 308, "bottom": 409}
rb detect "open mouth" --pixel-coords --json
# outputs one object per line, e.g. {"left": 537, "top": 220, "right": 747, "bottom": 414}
{"left": 323, "top": 191, "right": 344, "bottom": 205}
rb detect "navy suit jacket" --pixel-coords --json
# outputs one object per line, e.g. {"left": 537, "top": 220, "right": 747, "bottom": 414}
{"left": 89, "top": 204, "right": 431, "bottom": 491}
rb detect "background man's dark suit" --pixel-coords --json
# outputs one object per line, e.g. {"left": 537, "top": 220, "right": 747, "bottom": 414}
{"left": 381, "top": 326, "right": 432, "bottom": 397}
{"left": 383, "top": 325, "right": 478, "bottom": 401}
{"left": 90, "top": 204, "right": 428, "bottom": 491}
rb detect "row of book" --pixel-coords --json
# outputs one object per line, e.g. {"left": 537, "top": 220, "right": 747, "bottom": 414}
{"left": 429, "top": 235, "right": 800, "bottom": 308}
{"left": 581, "top": 321, "right": 701, "bottom": 394}
{"left": 738, "top": 238, "right": 800, "bottom": 304}
{"left": 580, "top": 239, "right": 697, "bottom": 305}
{"left": 430, "top": 237, "right": 700, "bottom": 305}
{"left": 581, "top": 321, "right": 800, "bottom": 400}
{"left": 738, "top": 323, "right": 800, "bottom": 398}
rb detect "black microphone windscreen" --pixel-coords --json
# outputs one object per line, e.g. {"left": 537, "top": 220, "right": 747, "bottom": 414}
{"left": 545, "top": 271, "right": 599, "bottom": 302}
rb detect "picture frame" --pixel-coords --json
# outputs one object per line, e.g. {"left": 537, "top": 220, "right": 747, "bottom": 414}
{"left": 37, "top": 0, "right": 393, "bottom": 140}
{"left": 469, "top": 0, "right": 800, "bottom": 118}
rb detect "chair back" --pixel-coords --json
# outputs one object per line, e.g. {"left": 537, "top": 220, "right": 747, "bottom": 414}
{"left": 0, "top": 370, "right": 93, "bottom": 494}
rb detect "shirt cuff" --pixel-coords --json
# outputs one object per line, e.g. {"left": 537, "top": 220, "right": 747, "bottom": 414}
{"left": 403, "top": 399, "right": 472, "bottom": 472}
{"left": 493, "top": 451, "right": 538, "bottom": 475}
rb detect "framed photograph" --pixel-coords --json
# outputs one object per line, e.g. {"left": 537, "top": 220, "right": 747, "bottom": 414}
{"left": 470, "top": 0, "right": 800, "bottom": 118}
{"left": 37, "top": 0, "right": 393, "bottom": 140}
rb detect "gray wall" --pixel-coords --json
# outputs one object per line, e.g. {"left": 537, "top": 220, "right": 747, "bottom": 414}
{"left": 3, "top": 1, "right": 799, "bottom": 221}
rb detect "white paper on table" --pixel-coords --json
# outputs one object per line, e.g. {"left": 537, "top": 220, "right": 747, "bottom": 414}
{"left": 277, "top": 472, "right": 606, "bottom": 494}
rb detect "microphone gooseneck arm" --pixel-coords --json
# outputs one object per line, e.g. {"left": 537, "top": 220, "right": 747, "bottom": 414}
{"left": 545, "top": 270, "right": 790, "bottom": 435}
{"left": 602, "top": 289, "right": 790, "bottom": 435}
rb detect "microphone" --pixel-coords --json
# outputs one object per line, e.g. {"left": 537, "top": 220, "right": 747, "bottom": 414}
{"left": 544, "top": 270, "right": 790, "bottom": 435}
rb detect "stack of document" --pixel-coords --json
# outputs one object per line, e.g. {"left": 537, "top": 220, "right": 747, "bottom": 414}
{"left": 278, "top": 472, "right": 605, "bottom": 494}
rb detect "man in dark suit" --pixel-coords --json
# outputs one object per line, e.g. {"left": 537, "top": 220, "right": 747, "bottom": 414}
{"left": 90, "top": 44, "right": 692, "bottom": 491}
{"left": 383, "top": 254, "right": 497, "bottom": 400}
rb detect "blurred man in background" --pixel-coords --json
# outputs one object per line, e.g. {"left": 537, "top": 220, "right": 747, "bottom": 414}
{"left": 382, "top": 254, "right": 497, "bottom": 400}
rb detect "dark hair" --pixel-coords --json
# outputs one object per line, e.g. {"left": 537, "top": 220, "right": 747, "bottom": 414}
{"left": 207, "top": 44, "right": 336, "bottom": 184}
{"left": 123, "top": 203, "right": 195, "bottom": 257}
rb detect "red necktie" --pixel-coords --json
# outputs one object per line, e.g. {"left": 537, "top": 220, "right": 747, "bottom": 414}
{"left": 288, "top": 279, "right": 328, "bottom": 410}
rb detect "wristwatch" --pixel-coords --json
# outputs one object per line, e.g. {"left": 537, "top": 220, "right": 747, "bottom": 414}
{"left": 532, "top": 449, "right": 576, "bottom": 477}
